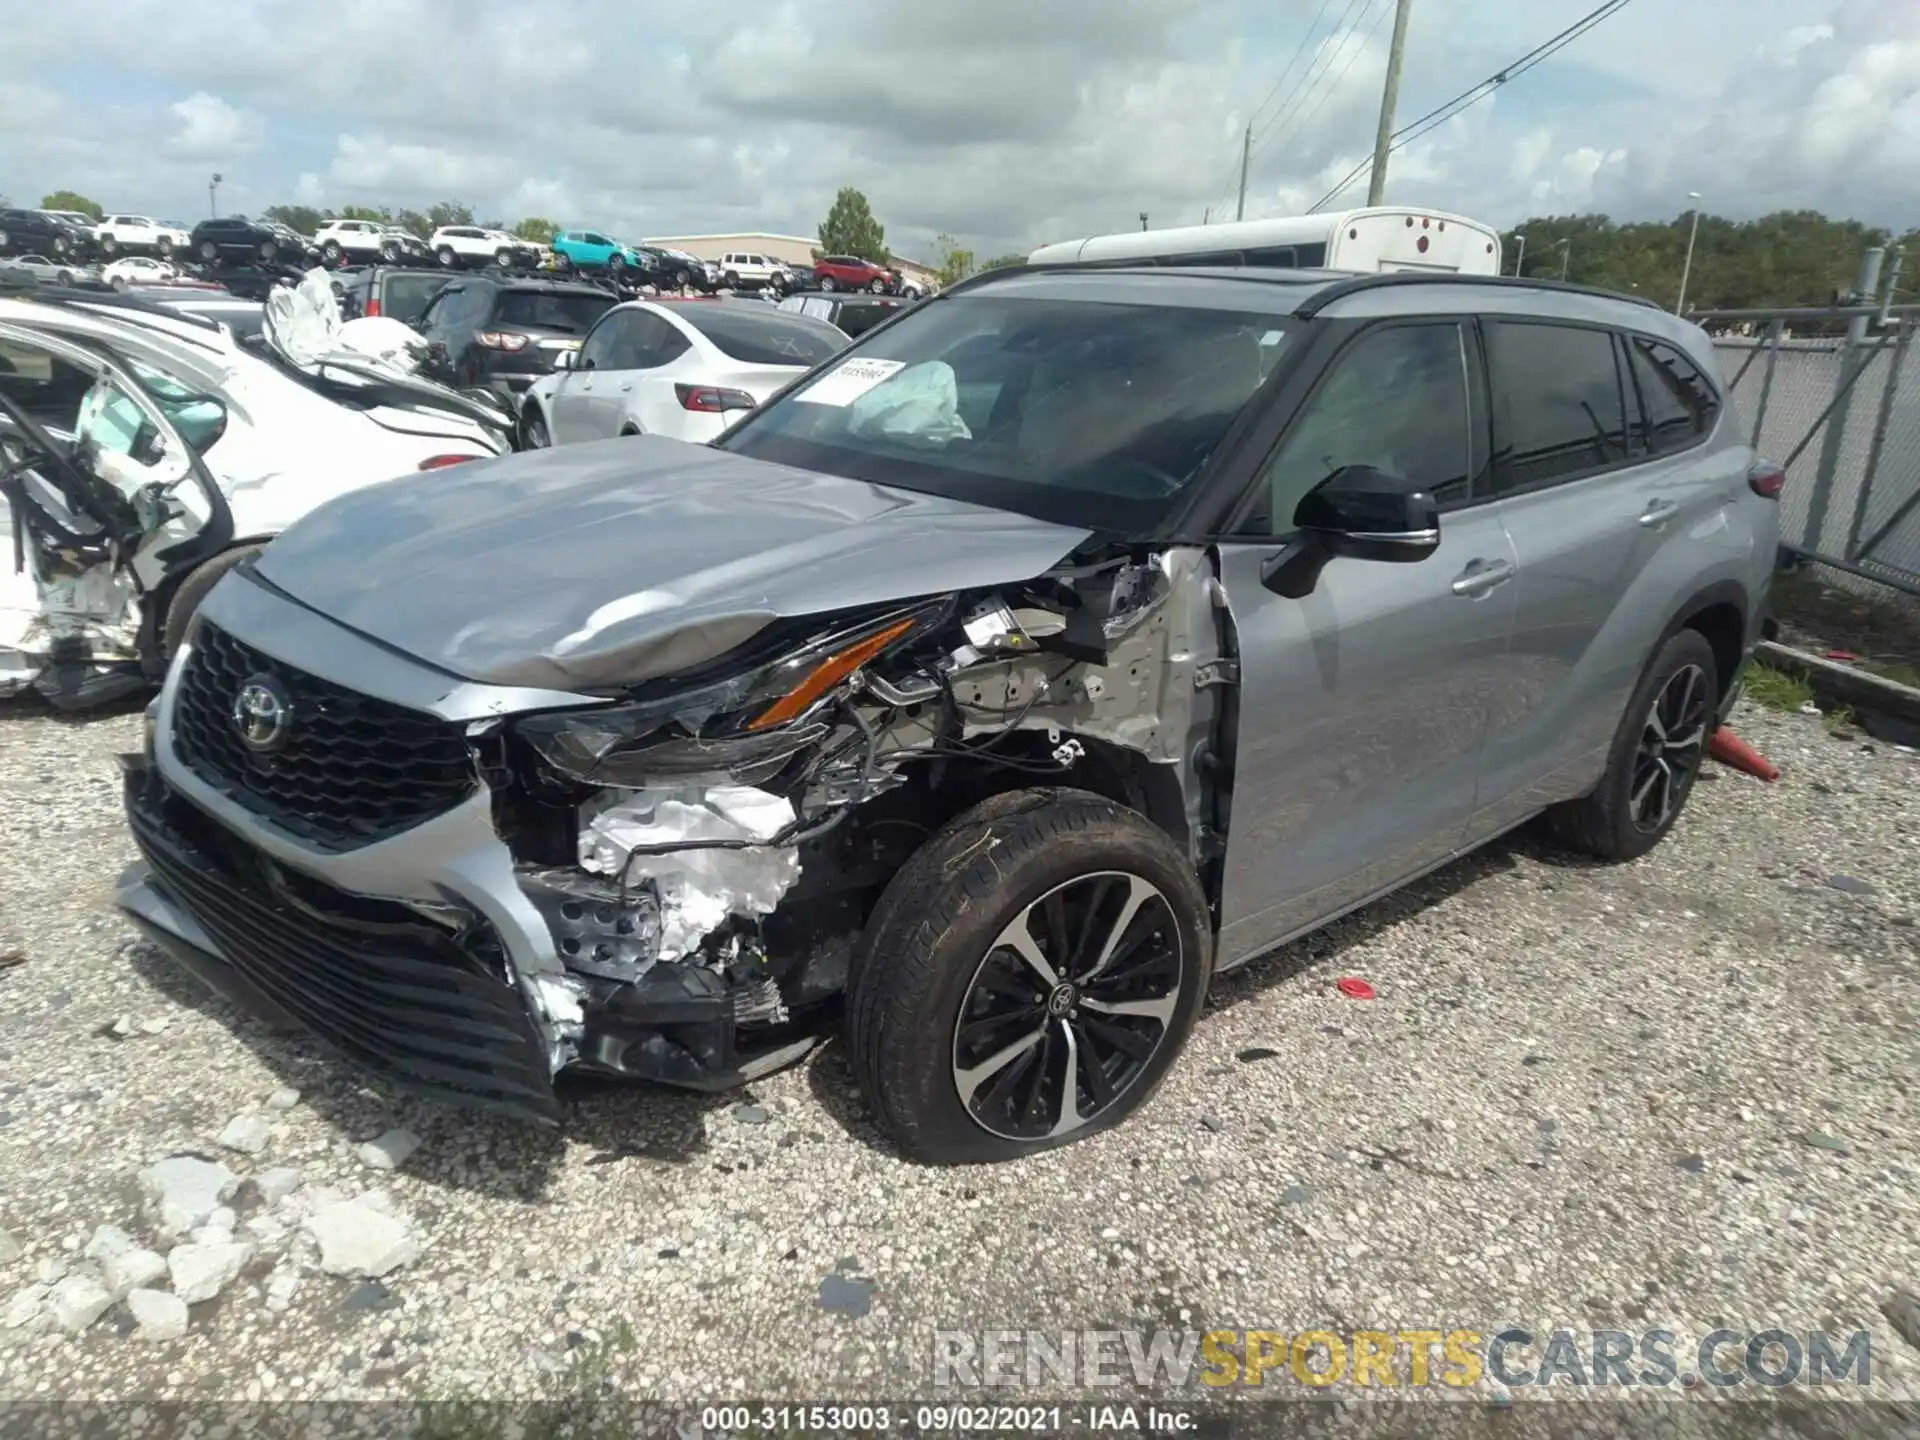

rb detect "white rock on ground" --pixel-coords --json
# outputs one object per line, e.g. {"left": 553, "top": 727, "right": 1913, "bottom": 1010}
{"left": 82, "top": 1226, "right": 135, "bottom": 1263}
{"left": 139, "top": 1157, "right": 239, "bottom": 1238}
{"left": 101, "top": 1247, "right": 168, "bottom": 1300}
{"left": 34, "top": 1257, "right": 66, "bottom": 1286}
{"left": 49, "top": 1273, "right": 112, "bottom": 1334}
{"left": 188, "top": 1225, "right": 234, "bottom": 1247}
{"left": 252, "top": 1167, "right": 302, "bottom": 1207}
{"left": 264, "top": 1267, "right": 300, "bottom": 1313}
{"left": 243, "top": 1215, "right": 286, "bottom": 1246}
{"left": 217, "top": 1113, "right": 272, "bottom": 1156}
{"left": 0, "top": 1229, "right": 18, "bottom": 1265}
{"left": 166, "top": 1241, "right": 252, "bottom": 1305}
{"left": 265, "top": 1088, "right": 301, "bottom": 1113}
{"left": 2, "top": 1285, "right": 45, "bottom": 1330}
{"left": 354, "top": 1128, "right": 421, "bottom": 1172}
{"left": 127, "top": 1289, "right": 188, "bottom": 1341}
{"left": 303, "top": 1200, "right": 418, "bottom": 1278}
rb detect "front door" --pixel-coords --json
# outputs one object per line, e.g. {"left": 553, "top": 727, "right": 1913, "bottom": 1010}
{"left": 1213, "top": 319, "right": 1520, "bottom": 966}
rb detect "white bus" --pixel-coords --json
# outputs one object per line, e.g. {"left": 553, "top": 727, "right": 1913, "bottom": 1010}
{"left": 1028, "top": 207, "right": 1504, "bottom": 277}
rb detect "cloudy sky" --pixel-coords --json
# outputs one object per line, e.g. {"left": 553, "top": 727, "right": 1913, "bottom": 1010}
{"left": 2, "top": 0, "right": 1915, "bottom": 261}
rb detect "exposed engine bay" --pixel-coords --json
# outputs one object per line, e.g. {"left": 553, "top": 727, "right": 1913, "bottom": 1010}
{"left": 484, "top": 545, "right": 1232, "bottom": 1087}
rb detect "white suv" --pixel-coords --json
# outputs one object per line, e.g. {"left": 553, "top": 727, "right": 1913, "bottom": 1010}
{"left": 314, "top": 219, "right": 391, "bottom": 264}
{"left": 716, "top": 251, "right": 786, "bottom": 292}
{"left": 430, "top": 226, "right": 538, "bottom": 270}
{"left": 94, "top": 215, "right": 192, "bottom": 259}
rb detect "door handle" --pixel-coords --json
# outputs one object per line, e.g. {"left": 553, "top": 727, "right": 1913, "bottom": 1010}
{"left": 1451, "top": 558, "right": 1516, "bottom": 597}
{"left": 1638, "top": 499, "right": 1679, "bottom": 527}
{"left": 619, "top": 384, "right": 632, "bottom": 393}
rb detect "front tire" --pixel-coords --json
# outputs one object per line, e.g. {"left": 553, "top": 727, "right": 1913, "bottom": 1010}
{"left": 520, "top": 406, "right": 550, "bottom": 450}
{"left": 157, "top": 237, "right": 174, "bottom": 259}
{"left": 199, "top": 240, "right": 219, "bottom": 263}
{"left": 162, "top": 544, "right": 267, "bottom": 659}
{"left": 100, "top": 236, "right": 118, "bottom": 256}
{"left": 322, "top": 240, "right": 342, "bottom": 262}
{"left": 847, "top": 790, "right": 1211, "bottom": 1164}
{"left": 257, "top": 240, "right": 277, "bottom": 263}
{"left": 1549, "top": 628, "right": 1718, "bottom": 861}
{"left": 821, "top": 275, "right": 838, "bottom": 292}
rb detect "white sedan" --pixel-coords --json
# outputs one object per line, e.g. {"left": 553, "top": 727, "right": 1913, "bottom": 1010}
{"left": 103, "top": 255, "right": 177, "bottom": 288}
{"left": 517, "top": 298, "right": 847, "bottom": 447}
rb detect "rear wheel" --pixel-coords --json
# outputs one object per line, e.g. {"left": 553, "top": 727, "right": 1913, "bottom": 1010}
{"left": 520, "top": 407, "right": 550, "bottom": 449}
{"left": 1549, "top": 628, "right": 1718, "bottom": 861}
{"left": 199, "top": 240, "right": 218, "bottom": 263}
{"left": 322, "top": 240, "right": 342, "bottom": 262}
{"left": 723, "top": 270, "right": 740, "bottom": 289}
{"left": 157, "top": 237, "right": 174, "bottom": 259}
{"left": 869, "top": 278, "right": 886, "bottom": 293}
{"left": 100, "top": 236, "right": 118, "bottom": 256}
{"left": 495, "top": 248, "right": 514, "bottom": 268}
{"left": 162, "top": 545, "right": 267, "bottom": 660}
{"left": 847, "top": 790, "right": 1211, "bottom": 1164}
{"left": 821, "top": 275, "right": 838, "bottom": 292}
{"left": 257, "top": 240, "right": 277, "bottom": 262}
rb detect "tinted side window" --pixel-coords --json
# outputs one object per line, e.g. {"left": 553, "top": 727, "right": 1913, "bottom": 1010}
{"left": 1487, "top": 321, "right": 1630, "bottom": 492}
{"left": 1628, "top": 336, "right": 1719, "bottom": 453}
{"left": 1234, "top": 322, "right": 1472, "bottom": 537}
{"left": 632, "top": 313, "right": 691, "bottom": 367}
{"left": 579, "top": 313, "right": 626, "bottom": 370}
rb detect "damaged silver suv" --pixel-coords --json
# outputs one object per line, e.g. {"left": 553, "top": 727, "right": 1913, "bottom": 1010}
{"left": 118, "top": 265, "right": 1780, "bottom": 1163}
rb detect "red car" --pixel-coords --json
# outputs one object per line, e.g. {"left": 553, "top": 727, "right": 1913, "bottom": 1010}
{"left": 814, "top": 253, "right": 893, "bottom": 293}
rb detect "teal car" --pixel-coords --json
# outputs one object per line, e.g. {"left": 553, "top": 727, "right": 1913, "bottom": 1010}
{"left": 551, "top": 229, "right": 647, "bottom": 274}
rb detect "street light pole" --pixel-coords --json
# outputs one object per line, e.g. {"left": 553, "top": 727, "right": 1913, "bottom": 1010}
{"left": 1675, "top": 190, "right": 1704, "bottom": 314}
{"left": 1558, "top": 237, "right": 1571, "bottom": 280}
{"left": 1512, "top": 233, "right": 1527, "bottom": 276}
{"left": 1139, "top": 212, "right": 1149, "bottom": 232}
{"left": 208, "top": 173, "right": 222, "bottom": 217}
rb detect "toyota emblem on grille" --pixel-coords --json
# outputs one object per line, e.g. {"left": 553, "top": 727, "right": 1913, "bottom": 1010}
{"left": 231, "top": 674, "right": 293, "bottom": 753}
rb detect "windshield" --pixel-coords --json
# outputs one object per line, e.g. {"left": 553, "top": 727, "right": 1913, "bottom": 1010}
{"left": 718, "top": 294, "right": 1291, "bottom": 531}
{"left": 495, "top": 290, "right": 615, "bottom": 334}
{"left": 676, "top": 307, "right": 847, "bottom": 366}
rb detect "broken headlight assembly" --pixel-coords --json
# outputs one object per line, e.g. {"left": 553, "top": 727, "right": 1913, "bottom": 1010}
{"left": 515, "top": 601, "right": 947, "bottom": 789}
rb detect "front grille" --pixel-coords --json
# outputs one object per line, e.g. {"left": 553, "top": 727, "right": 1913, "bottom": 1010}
{"left": 171, "top": 621, "right": 476, "bottom": 851}
{"left": 126, "top": 763, "right": 558, "bottom": 1120}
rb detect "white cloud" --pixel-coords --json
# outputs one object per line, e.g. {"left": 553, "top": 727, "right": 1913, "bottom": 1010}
{"left": 0, "top": 0, "right": 1912, "bottom": 252}
{"left": 166, "top": 92, "right": 258, "bottom": 158}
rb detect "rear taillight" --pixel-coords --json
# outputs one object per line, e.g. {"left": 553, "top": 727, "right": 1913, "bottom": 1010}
{"left": 417, "top": 454, "right": 474, "bottom": 470}
{"left": 475, "top": 331, "right": 529, "bottom": 351}
{"left": 366, "top": 297, "right": 381, "bottom": 317}
{"left": 675, "top": 383, "right": 757, "bottom": 413}
{"left": 1749, "top": 461, "right": 1785, "bottom": 499}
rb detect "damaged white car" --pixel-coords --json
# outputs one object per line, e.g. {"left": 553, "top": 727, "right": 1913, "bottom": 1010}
{"left": 116, "top": 263, "right": 1773, "bottom": 1161}
{"left": 0, "top": 278, "right": 512, "bottom": 707}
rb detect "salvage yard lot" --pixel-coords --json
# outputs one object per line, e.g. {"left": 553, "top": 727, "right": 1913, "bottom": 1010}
{"left": 0, "top": 698, "right": 1915, "bottom": 1404}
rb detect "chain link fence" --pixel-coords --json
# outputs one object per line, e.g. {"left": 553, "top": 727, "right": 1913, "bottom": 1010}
{"left": 1704, "top": 308, "right": 1920, "bottom": 597}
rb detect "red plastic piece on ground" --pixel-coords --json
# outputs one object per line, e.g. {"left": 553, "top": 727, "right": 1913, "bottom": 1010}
{"left": 1707, "top": 726, "right": 1780, "bottom": 782}
{"left": 1825, "top": 649, "right": 1859, "bottom": 662}
{"left": 1336, "top": 978, "right": 1376, "bottom": 1000}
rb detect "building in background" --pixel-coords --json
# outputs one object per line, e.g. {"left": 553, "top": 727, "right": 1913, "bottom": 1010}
{"left": 646, "top": 231, "right": 936, "bottom": 290}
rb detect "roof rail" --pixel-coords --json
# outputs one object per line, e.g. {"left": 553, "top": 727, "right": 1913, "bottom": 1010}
{"left": 1292, "top": 270, "right": 1665, "bottom": 317}
{"left": 938, "top": 260, "right": 1334, "bottom": 300}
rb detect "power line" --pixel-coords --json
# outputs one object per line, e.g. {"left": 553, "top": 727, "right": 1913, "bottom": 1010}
{"left": 1308, "top": 0, "right": 1635, "bottom": 213}
{"left": 1251, "top": 0, "right": 1396, "bottom": 168}
{"left": 1243, "top": 0, "right": 1345, "bottom": 138}
{"left": 1248, "top": 0, "right": 1380, "bottom": 164}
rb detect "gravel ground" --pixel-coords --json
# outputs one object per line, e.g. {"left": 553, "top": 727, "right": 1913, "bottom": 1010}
{"left": 0, "top": 695, "right": 1915, "bottom": 1420}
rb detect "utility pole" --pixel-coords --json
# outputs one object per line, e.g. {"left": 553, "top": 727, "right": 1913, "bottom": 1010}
{"left": 1675, "top": 191, "right": 1704, "bottom": 314}
{"left": 1235, "top": 124, "right": 1251, "bottom": 221}
{"left": 208, "top": 172, "right": 222, "bottom": 217}
{"left": 1366, "top": 0, "right": 1415, "bottom": 206}
{"left": 1203, "top": 206, "right": 1212, "bottom": 226}
{"left": 1558, "top": 237, "right": 1572, "bottom": 280}
{"left": 1512, "top": 233, "right": 1527, "bottom": 276}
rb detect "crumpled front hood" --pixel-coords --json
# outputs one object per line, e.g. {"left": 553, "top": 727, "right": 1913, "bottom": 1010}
{"left": 254, "top": 435, "right": 1093, "bottom": 692}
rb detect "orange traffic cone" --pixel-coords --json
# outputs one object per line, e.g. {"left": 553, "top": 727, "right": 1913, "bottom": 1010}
{"left": 1708, "top": 726, "right": 1780, "bottom": 782}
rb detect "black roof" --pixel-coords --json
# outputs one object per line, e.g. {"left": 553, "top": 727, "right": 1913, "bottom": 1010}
{"left": 945, "top": 263, "right": 1664, "bottom": 315}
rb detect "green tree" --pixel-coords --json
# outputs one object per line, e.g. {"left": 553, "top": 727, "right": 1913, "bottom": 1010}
{"left": 427, "top": 200, "right": 475, "bottom": 231}
{"left": 980, "top": 253, "right": 1027, "bottom": 271}
{"left": 262, "top": 204, "right": 324, "bottom": 235}
{"left": 339, "top": 204, "right": 391, "bottom": 223}
{"left": 512, "top": 217, "right": 559, "bottom": 243}
{"left": 932, "top": 233, "right": 976, "bottom": 289}
{"left": 817, "top": 187, "right": 887, "bottom": 264}
{"left": 41, "top": 190, "right": 103, "bottom": 220}
{"left": 395, "top": 209, "right": 434, "bottom": 239}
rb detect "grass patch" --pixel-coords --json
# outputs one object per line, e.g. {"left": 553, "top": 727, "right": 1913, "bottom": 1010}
{"left": 1742, "top": 662, "right": 1815, "bottom": 713}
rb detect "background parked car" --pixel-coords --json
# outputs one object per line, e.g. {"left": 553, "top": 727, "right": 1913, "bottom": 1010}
{"left": 314, "top": 218, "right": 391, "bottom": 264}
{"left": 0, "top": 254, "right": 82, "bottom": 285}
{"left": 815, "top": 253, "right": 893, "bottom": 293}
{"left": 430, "top": 226, "right": 540, "bottom": 271}
{"left": 333, "top": 266, "right": 451, "bottom": 325}
{"left": 103, "top": 255, "right": 177, "bottom": 288}
{"left": 412, "top": 275, "right": 618, "bottom": 401}
{"left": 518, "top": 297, "right": 847, "bottom": 447}
{"left": 715, "top": 250, "right": 786, "bottom": 292}
{"left": 95, "top": 215, "right": 192, "bottom": 259}
{"left": 551, "top": 230, "right": 650, "bottom": 276}
{"left": 0, "top": 208, "right": 94, "bottom": 261}
{"left": 190, "top": 216, "right": 286, "bottom": 266}
{"left": 654, "top": 247, "right": 720, "bottom": 293}
{"left": 776, "top": 291, "right": 910, "bottom": 338}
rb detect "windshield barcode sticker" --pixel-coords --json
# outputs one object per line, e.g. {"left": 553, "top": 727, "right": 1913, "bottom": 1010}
{"left": 795, "top": 357, "right": 906, "bottom": 407}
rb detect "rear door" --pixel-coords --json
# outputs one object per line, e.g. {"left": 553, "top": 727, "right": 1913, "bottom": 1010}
{"left": 1466, "top": 318, "right": 1692, "bottom": 833}
{"left": 1213, "top": 319, "right": 1520, "bottom": 964}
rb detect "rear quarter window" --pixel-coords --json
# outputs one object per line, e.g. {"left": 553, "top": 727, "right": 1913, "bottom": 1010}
{"left": 677, "top": 308, "right": 848, "bottom": 365}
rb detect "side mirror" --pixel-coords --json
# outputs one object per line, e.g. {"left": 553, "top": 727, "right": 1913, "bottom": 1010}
{"left": 553, "top": 349, "right": 576, "bottom": 370}
{"left": 1260, "top": 465, "right": 1440, "bottom": 598}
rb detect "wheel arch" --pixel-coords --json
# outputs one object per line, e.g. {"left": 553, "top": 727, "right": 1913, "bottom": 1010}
{"left": 1659, "top": 579, "right": 1748, "bottom": 705}
{"left": 138, "top": 533, "right": 277, "bottom": 674}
